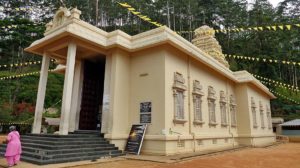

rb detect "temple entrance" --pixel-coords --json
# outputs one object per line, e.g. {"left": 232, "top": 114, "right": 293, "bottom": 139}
{"left": 79, "top": 58, "right": 105, "bottom": 130}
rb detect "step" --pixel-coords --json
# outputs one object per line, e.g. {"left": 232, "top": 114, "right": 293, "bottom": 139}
{"left": 21, "top": 146, "right": 119, "bottom": 155}
{"left": 24, "top": 133, "right": 100, "bottom": 138}
{"left": 21, "top": 135, "right": 104, "bottom": 141}
{"left": 21, "top": 149, "right": 122, "bottom": 160}
{"left": 20, "top": 142, "right": 115, "bottom": 150}
{"left": 0, "top": 132, "right": 123, "bottom": 165}
{"left": 72, "top": 130, "right": 102, "bottom": 134}
{"left": 0, "top": 146, "right": 120, "bottom": 159}
{"left": 1, "top": 153, "right": 119, "bottom": 165}
{"left": 0, "top": 151, "right": 124, "bottom": 165}
{"left": 21, "top": 139, "right": 108, "bottom": 145}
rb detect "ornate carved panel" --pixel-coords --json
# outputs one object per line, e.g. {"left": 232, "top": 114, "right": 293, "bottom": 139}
{"left": 207, "top": 86, "right": 216, "bottom": 100}
{"left": 173, "top": 72, "right": 187, "bottom": 91}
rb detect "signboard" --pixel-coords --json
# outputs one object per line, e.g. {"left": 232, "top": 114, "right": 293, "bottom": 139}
{"left": 124, "top": 124, "right": 147, "bottom": 155}
{"left": 140, "top": 102, "right": 151, "bottom": 123}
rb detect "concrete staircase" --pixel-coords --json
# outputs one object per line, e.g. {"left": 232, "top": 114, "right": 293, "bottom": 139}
{"left": 0, "top": 130, "right": 123, "bottom": 165}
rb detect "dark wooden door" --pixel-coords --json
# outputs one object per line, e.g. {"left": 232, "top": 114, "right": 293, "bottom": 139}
{"left": 79, "top": 59, "right": 105, "bottom": 130}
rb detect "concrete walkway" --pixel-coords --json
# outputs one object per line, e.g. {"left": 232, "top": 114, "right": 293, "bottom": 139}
{"left": 0, "top": 143, "right": 282, "bottom": 168}
{"left": 0, "top": 157, "right": 125, "bottom": 168}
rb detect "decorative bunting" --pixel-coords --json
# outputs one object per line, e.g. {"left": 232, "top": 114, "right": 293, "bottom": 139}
{"left": 269, "top": 89, "right": 300, "bottom": 105}
{"left": 178, "top": 23, "right": 300, "bottom": 34}
{"left": 253, "top": 74, "right": 299, "bottom": 92}
{"left": 225, "top": 54, "right": 300, "bottom": 67}
{"left": 117, "top": 2, "right": 165, "bottom": 28}
{"left": 0, "top": 59, "right": 56, "bottom": 70}
{"left": 0, "top": 69, "right": 55, "bottom": 81}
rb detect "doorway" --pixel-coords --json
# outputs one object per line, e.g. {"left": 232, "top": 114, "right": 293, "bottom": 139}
{"left": 79, "top": 58, "right": 105, "bottom": 130}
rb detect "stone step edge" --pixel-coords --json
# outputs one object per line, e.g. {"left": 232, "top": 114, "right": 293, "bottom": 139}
{"left": 20, "top": 153, "right": 124, "bottom": 165}
{"left": 20, "top": 149, "right": 123, "bottom": 159}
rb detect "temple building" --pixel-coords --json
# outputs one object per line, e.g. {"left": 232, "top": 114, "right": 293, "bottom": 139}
{"left": 25, "top": 7, "right": 276, "bottom": 155}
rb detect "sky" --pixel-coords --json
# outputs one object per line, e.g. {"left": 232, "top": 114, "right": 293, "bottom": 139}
{"left": 248, "top": 0, "right": 284, "bottom": 7}
{"left": 269, "top": 0, "right": 284, "bottom": 7}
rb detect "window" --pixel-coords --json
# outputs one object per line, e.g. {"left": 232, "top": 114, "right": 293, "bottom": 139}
{"left": 220, "top": 91, "right": 227, "bottom": 126}
{"left": 194, "top": 96, "right": 202, "bottom": 120}
{"left": 230, "top": 95, "right": 237, "bottom": 127}
{"left": 173, "top": 72, "right": 187, "bottom": 124}
{"left": 251, "top": 97, "right": 258, "bottom": 128}
{"left": 259, "top": 101, "right": 265, "bottom": 129}
{"left": 175, "top": 91, "right": 184, "bottom": 119}
{"left": 208, "top": 86, "right": 217, "bottom": 125}
{"left": 193, "top": 80, "right": 204, "bottom": 124}
{"left": 266, "top": 105, "right": 272, "bottom": 129}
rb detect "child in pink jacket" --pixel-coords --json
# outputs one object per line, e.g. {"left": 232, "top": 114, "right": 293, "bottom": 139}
{"left": 5, "top": 126, "right": 22, "bottom": 167}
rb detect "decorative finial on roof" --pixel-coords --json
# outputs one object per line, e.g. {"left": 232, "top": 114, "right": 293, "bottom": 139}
{"left": 192, "top": 25, "right": 229, "bottom": 68}
{"left": 45, "top": 7, "right": 82, "bottom": 35}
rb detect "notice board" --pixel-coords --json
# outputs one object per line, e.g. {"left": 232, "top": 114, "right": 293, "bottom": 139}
{"left": 124, "top": 124, "right": 147, "bottom": 155}
{"left": 140, "top": 102, "right": 151, "bottom": 123}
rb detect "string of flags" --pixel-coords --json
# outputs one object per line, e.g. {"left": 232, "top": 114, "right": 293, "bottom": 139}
{"left": 0, "top": 60, "right": 41, "bottom": 69}
{"left": 253, "top": 74, "right": 299, "bottom": 91}
{"left": 0, "top": 117, "right": 33, "bottom": 126}
{"left": 178, "top": 24, "right": 300, "bottom": 34}
{"left": 0, "top": 122, "right": 32, "bottom": 125}
{"left": 1, "top": 6, "right": 34, "bottom": 12}
{"left": 0, "top": 23, "right": 42, "bottom": 30}
{"left": 224, "top": 54, "right": 300, "bottom": 66}
{"left": 216, "top": 24, "right": 300, "bottom": 33}
{"left": 0, "top": 59, "right": 56, "bottom": 70}
{"left": 117, "top": 2, "right": 164, "bottom": 27}
{"left": 269, "top": 89, "right": 300, "bottom": 105}
{"left": 0, "top": 69, "right": 54, "bottom": 81}
{"left": 260, "top": 80, "right": 299, "bottom": 93}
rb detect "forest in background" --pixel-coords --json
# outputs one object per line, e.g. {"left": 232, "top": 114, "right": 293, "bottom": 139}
{"left": 0, "top": 0, "right": 299, "bottom": 123}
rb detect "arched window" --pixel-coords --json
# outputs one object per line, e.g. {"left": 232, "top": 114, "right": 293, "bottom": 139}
{"left": 173, "top": 72, "right": 187, "bottom": 124}
{"left": 192, "top": 80, "right": 204, "bottom": 125}
{"left": 208, "top": 86, "right": 217, "bottom": 125}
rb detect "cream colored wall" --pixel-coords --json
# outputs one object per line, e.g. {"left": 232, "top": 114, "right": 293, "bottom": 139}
{"left": 129, "top": 46, "right": 166, "bottom": 135}
{"left": 104, "top": 45, "right": 274, "bottom": 154}
{"left": 106, "top": 46, "right": 167, "bottom": 151}
{"left": 246, "top": 84, "right": 273, "bottom": 136}
{"left": 164, "top": 46, "right": 238, "bottom": 134}
{"left": 235, "top": 84, "right": 252, "bottom": 136}
{"left": 234, "top": 83, "right": 275, "bottom": 146}
{"left": 164, "top": 46, "right": 239, "bottom": 154}
{"left": 164, "top": 46, "right": 189, "bottom": 136}
{"left": 189, "top": 56, "right": 238, "bottom": 138}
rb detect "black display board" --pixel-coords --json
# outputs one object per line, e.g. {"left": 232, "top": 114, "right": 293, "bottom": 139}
{"left": 140, "top": 102, "right": 151, "bottom": 123}
{"left": 124, "top": 124, "right": 147, "bottom": 155}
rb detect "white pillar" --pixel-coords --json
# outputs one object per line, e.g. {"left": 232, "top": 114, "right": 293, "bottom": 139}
{"left": 32, "top": 53, "right": 50, "bottom": 134}
{"left": 68, "top": 60, "right": 83, "bottom": 132}
{"left": 59, "top": 42, "right": 77, "bottom": 135}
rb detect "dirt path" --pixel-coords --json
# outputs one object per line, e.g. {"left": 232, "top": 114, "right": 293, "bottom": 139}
{"left": 71, "top": 143, "right": 300, "bottom": 168}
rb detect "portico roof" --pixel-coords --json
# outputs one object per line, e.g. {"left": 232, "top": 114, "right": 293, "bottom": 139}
{"left": 280, "top": 119, "right": 300, "bottom": 126}
{"left": 25, "top": 7, "right": 275, "bottom": 99}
